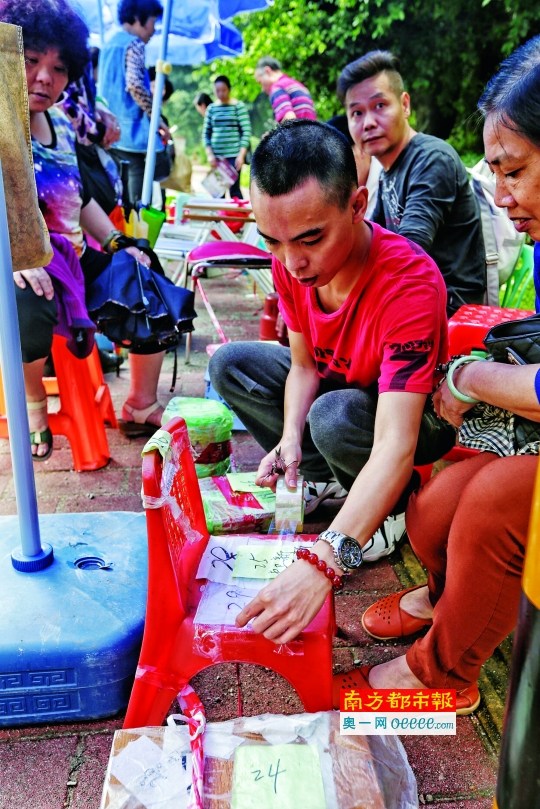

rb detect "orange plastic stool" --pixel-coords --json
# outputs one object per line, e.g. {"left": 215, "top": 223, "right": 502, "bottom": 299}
{"left": 0, "top": 335, "right": 117, "bottom": 471}
{"left": 123, "top": 417, "right": 335, "bottom": 728}
{"left": 448, "top": 304, "right": 533, "bottom": 356}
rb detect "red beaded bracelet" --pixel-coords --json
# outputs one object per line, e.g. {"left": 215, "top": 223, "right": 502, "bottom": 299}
{"left": 295, "top": 547, "right": 343, "bottom": 590}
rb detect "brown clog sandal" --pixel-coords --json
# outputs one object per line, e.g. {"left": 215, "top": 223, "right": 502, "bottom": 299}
{"left": 361, "top": 585, "right": 433, "bottom": 640}
{"left": 332, "top": 665, "right": 374, "bottom": 709}
{"left": 334, "top": 665, "right": 480, "bottom": 715}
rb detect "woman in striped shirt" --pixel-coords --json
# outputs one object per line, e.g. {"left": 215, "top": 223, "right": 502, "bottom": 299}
{"left": 203, "top": 75, "right": 251, "bottom": 199}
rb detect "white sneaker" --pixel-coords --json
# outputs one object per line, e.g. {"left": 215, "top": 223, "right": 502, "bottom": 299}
{"left": 362, "top": 512, "right": 407, "bottom": 562}
{"left": 304, "top": 480, "right": 348, "bottom": 515}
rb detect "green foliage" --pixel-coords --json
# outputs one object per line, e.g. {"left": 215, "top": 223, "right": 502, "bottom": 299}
{"left": 184, "top": 0, "right": 540, "bottom": 153}
{"left": 161, "top": 66, "right": 212, "bottom": 158}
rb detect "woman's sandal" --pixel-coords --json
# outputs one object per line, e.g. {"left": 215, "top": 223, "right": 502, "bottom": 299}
{"left": 361, "top": 584, "right": 433, "bottom": 640}
{"left": 27, "top": 398, "right": 53, "bottom": 461}
{"left": 333, "top": 666, "right": 373, "bottom": 708}
{"left": 333, "top": 665, "right": 481, "bottom": 715}
{"left": 119, "top": 401, "right": 163, "bottom": 438}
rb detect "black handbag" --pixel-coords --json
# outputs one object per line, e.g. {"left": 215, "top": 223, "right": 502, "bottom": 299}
{"left": 76, "top": 141, "right": 119, "bottom": 215}
{"left": 483, "top": 313, "right": 540, "bottom": 365}
{"left": 86, "top": 250, "right": 196, "bottom": 350}
{"left": 154, "top": 145, "right": 173, "bottom": 182}
{"left": 483, "top": 313, "right": 540, "bottom": 448}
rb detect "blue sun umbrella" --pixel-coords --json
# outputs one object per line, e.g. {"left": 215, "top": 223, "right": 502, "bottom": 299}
{"left": 75, "top": 0, "right": 271, "bottom": 205}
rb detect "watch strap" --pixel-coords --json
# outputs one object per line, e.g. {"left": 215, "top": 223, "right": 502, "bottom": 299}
{"left": 317, "top": 529, "right": 362, "bottom": 574}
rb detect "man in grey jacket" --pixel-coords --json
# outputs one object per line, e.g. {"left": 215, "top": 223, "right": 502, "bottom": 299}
{"left": 338, "top": 50, "right": 486, "bottom": 316}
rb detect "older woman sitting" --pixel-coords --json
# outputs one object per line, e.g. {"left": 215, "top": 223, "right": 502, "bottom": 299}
{"left": 1, "top": 0, "right": 180, "bottom": 458}
{"left": 334, "top": 34, "right": 540, "bottom": 714}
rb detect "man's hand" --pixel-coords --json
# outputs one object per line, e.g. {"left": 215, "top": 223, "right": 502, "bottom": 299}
{"left": 432, "top": 379, "right": 476, "bottom": 427}
{"left": 255, "top": 439, "right": 301, "bottom": 490}
{"left": 235, "top": 558, "right": 331, "bottom": 644}
{"left": 158, "top": 121, "right": 172, "bottom": 146}
{"left": 13, "top": 268, "right": 54, "bottom": 300}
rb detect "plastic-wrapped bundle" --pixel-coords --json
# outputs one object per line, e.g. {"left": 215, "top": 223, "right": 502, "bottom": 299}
{"left": 162, "top": 397, "right": 234, "bottom": 478}
{"left": 199, "top": 473, "right": 276, "bottom": 534}
{"left": 100, "top": 710, "right": 418, "bottom": 809}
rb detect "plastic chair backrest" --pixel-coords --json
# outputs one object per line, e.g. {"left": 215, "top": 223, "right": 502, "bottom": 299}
{"left": 125, "top": 415, "right": 335, "bottom": 728}
{"left": 500, "top": 243, "right": 535, "bottom": 309}
{"left": 142, "top": 416, "right": 209, "bottom": 600}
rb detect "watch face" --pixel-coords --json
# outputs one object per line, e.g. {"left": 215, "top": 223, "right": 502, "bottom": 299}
{"left": 340, "top": 537, "right": 363, "bottom": 569}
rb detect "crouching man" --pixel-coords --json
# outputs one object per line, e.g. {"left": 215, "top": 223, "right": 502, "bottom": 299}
{"left": 209, "top": 120, "right": 451, "bottom": 642}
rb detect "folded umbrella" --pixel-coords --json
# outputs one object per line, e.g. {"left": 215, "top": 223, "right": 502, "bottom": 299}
{"left": 86, "top": 250, "right": 196, "bottom": 349}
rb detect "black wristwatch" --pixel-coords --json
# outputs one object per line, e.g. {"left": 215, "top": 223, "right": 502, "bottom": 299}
{"left": 317, "top": 529, "right": 363, "bottom": 574}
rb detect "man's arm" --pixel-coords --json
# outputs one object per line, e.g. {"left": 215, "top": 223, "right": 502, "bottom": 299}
{"left": 239, "top": 390, "right": 427, "bottom": 643}
{"left": 270, "top": 86, "right": 296, "bottom": 122}
{"left": 255, "top": 329, "right": 320, "bottom": 487}
{"left": 327, "top": 390, "right": 425, "bottom": 541}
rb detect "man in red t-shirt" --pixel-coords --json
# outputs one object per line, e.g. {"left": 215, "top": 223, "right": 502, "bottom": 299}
{"left": 209, "top": 120, "right": 451, "bottom": 644}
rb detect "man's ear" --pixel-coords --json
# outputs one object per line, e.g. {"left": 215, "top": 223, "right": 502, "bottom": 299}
{"left": 351, "top": 186, "right": 368, "bottom": 222}
{"left": 401, "top": 91, "right": 411, "bottom": 118}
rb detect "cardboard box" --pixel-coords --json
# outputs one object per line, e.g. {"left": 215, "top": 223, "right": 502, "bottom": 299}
{"left": 100, "top": 712, "right": 418, "bottom": 809}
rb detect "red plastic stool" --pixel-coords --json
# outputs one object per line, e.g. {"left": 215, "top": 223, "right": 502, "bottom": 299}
{"left": 0, "top": 335, "right": 117, "bottom": 471}
{"left": 448, "top": 304, "right": 533, "bottom": 356}
{"left": 123, "top": 417, "right": 335, "bottom": 728}
{"left": 259, "top": 292, "right": 279, "bottom": 340}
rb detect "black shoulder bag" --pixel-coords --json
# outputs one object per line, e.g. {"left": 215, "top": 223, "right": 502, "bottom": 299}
{"left": 483, "top": 313, "right": 540, "bottom": 447}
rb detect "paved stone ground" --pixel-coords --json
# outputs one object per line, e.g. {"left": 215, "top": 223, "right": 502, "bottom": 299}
{"left": 0, "top": 271, "right": 504, "bottom": 808}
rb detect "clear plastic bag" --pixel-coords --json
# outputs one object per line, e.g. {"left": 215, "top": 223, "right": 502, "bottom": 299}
{"left": 199, "top": 474, "right": 276, "bottom": 535}
{"left": 101, "top": 711, "right": 418, "bottom": 809}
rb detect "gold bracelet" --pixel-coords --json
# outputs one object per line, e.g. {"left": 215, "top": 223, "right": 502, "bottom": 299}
{"left": 101, "top": 229, "right": 124, "bottom": 254}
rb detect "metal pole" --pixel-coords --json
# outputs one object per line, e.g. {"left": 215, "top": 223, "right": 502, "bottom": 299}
{"left": 97, "top": 0, "right": 105, "bottom": 46}
{"left": 140, "top": 0, "right": 173, "bottom": 207}
{"left": 0, "top": 161, "right": 53, "bottom": 571}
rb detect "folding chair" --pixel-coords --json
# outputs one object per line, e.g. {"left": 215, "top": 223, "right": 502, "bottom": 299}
{"left": 153, "top": 221, "right": 215, "bottom": 286}
{"left": 123, "top": 417, "right": 335, "bottom": 728}
{"left": 183, "top": 241, "right": 272, "bottom": 362}
{"left": 155, "top": 198, "right": 252, "bottom": 287}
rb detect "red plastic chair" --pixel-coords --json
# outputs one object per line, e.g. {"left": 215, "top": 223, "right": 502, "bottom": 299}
{"left": 448, "top": 304, "right": 533, "bottom": 356}
{"left": 123, "top": 416, "right": 335, "bottom": 728}
{"left": 0, "top": 334, "right": 116, "bottom": 471}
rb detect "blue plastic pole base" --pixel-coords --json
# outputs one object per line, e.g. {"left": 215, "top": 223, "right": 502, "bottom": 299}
{"left": 11, "top": 543, "right": 54, "bottom": 572}
{"left": 0, "top": 511, "right": 148, "bottom": 727}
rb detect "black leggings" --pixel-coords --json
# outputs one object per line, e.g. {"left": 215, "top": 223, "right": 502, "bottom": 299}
{"left": 16, "top": 284, "right": 57, "bottom": 363}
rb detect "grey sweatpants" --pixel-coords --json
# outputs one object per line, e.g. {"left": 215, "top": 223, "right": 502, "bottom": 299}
{"left": 209, "top": 341, "right": 450, "bottom": 500}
